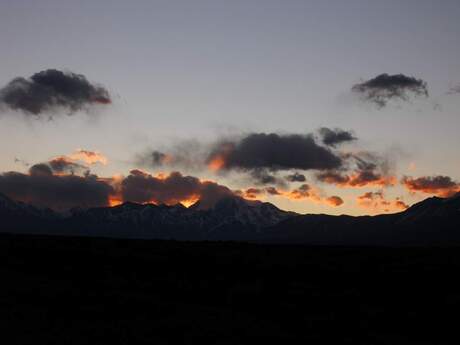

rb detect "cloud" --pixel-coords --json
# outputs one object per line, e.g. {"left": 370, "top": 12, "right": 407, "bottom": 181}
{"left": 325, "top": 196, "right": 344, "bottom": 207}
{"left": 0, "top": 168, "right": 114, "bottom": 210}
{"left": 69, "top": 149, "right": 108, "bottom": 165}
{"left": 318, "top": 128, "right": 356, "bottom": 147}
{"left": 207, "top": 133, "right": 343, "bottom": 172}
{"left": 0, "top": 162, "right": 244, "bottom": 211}
{"left": 401, "top": 175, "right": 460, "bottom": 197}
{"left": 120, "top": 170, "right": 235, "bottom": 208}
{"left": 316, "top": 153, "right": 396, "bottom": 188}
{"left": 27, "top": 149, "right": 108, "bottom": 176}
{"left": 135, "top": 140, "right": 212, "bottom": 175}
{"left": 0, "top": 69, "right": 111, "bottom": 117}
{"left": 243, "top": 188, "right": 264, "bottom": 199}
{"left": 447, "top": 84, "right": 460, "bottom": 95}
{"left": 288, "top": 184, "right": 321, "bottom": 201}
{"left": 47, "top": 157, "right": 88, "bottom": 175}
{"left": 285, "top": 172, "right": 306, "bottom": 182}
{"left": 285, "top": 184, "right": 344, "bottom": 207}
{"left": 352, "top": 73, "right": 428, "bottom": 108}
{"left": 136, "top": 150, "right": 175, "bottom": 168}
{"left": 265, "top": 187, "right": 282, "bottom": 195}
{"left": 357, "top": 191, "right": 408, "bottom": 213}
{"left": 138, "top": 132, "right": 348, "bottom": 187}
{"left": 249, "top": 169, "right": 287, "bottom": 186}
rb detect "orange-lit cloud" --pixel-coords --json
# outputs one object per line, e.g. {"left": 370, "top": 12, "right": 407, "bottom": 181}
{"left": 289, "top": 184, "right": 319, "bottom": 201}
{"left": 316, "top": 170, "right": 396, "bottom": 188}
{"left": 69, "top": 149, "right": 108, "bottom": 165}
{"left": 244, "top": 188, "right": 264, "bottom": 200}
{"left": 208, "top": 155, "right": 226, "bottom": 172}
{"left": 258, "top": 183, "right": 343, "bottom": 207}
{"left": 325, "top": 196, "right": 344, "bottom": 207}
{"left": 402, "top": 175, "right": 460, "bottom": 197}
{"left": 119, "top": 170, "right": 235, "bottom": 208}
{"left": 357, "top": 191, "right": 408, "bottom": 213}
{"left": 265, "top": 186, "right": 282, "bottom": 195}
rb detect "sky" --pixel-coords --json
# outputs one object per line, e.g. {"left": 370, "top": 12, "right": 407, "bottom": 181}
{"left": 0, "top": 0, "right": 459, "bottom": 215}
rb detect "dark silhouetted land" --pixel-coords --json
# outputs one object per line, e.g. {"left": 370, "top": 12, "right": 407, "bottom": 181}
{"left": 1, "top": 233, "right": 459, "bottom": 344}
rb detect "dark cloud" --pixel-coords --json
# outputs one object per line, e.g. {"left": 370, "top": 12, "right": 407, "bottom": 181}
{"left": 265, "top": 187, "right": 282, "bottom": 195}
{"left": 29, "top": 163, "right": 53, "bottom": 177}
{"left": 136, "top": 140, "right": 205, "bottom": 172}
{"left": 121, "top": 170, "right": 234, "bottom": 209}
{"left": 318, "top": 128, "right": 356, "bottom": 147}
{"left": 289, "top": 184, "right": 312, "bottom": 199}
{"left": 447, "top": 84, "right": 460, "bottom": 95}
{"left": 316, "top": 152, "right": 396, "bottom": 188}
{"left": 29, "top": 157, "right": 89, "bottom": 176}
{"left": 285, "top": 172, "right": 306, "bottom": 182}
{"left": 402, "top": 175, "right": 460, "bottom": 197}
{"left": 244, "top": 188, "right": 263, "bottom": 199}
{"left": 207, "top": 133, "right": 343, "bottom": 172}
{"left": 250, "top": 169, "right": 286, "bottom": 187}
{"left": 325, "top": 196, "right": 344, "bottom": 207}
{"left": 352, "top": 73, "right": 428, "bottom": 107}
{"left": 315, "top": 170, "right": 350, "bottom": 185}
{"left": 48, "top": 157, "right": 88, "bottom": 175}
{"left": 0, "top": 69, "right": 111, "bottom": 116}
{"left": 137, "top": 151, "right": 171, "bottom": 167}
{"left": 0, "top": 169, "right": 114, "bottom": 210}
{"left": 357, "top": 191, "right": 384, "bottom": 202}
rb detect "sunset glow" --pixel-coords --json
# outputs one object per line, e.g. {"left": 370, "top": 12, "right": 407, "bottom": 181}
{"left": 207, "top": 156, "right": 226, "bottom": 172}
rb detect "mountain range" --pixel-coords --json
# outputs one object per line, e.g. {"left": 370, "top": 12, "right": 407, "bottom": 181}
{"left": 1, "top": 192, "right": 459, "bottom": 245}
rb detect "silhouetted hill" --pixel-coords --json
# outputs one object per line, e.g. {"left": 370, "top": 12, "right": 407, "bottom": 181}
{"left": 1, "top": 233, "right": 460, "bottom": 344}
{"left": 267, "top": 193, "right": 460, "bottom": 245}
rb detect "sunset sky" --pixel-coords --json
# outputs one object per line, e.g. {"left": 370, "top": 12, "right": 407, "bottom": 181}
{"left": 0, "top": 0, "right": 459, "bottom": 215}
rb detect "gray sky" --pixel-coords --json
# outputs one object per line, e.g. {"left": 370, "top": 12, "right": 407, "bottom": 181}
{"left": 0, "top": 0, "right": 459, "bottom": 214}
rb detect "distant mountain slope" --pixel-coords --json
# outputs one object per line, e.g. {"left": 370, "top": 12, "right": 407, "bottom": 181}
{"left": 266, "top": 193, "right": 460, "bottom": 245}
{"left": 66, "top": 196, "right": 295, "bottom": 240}
{"left": 0, "top": 192, "right": 459, "bottom": 245}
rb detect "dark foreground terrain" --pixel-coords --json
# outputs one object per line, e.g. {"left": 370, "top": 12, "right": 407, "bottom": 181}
{"left": 1, "top": 234, "right": 460, "bottom": 344}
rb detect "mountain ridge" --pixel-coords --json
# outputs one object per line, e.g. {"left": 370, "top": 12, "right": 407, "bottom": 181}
{"left": 0, "top": 192, "right": 459, "bottom": 245}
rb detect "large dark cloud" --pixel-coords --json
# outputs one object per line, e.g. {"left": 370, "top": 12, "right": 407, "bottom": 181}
{"left": 352, "top": 73, "right": 428, "bottom": 108}
{"left": 0, "top": 69, "right": 111, "bottom": 116}
{"left": 318, "top": 128, "right": 356, "bottom": 147}
{"left": 121, "top": 170, "right": 235, "bottom": 209}
{"left": 0, "top": 165, "right": 240, "bottom": 210}
{"left": 207, "top": 133, "right": 343, "bottom": 172}
{"left": 402, "top": 175, "right": 460, "bottom": 197}
{"left": 0, "top": 167, "right": 114, "bottom": 210}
